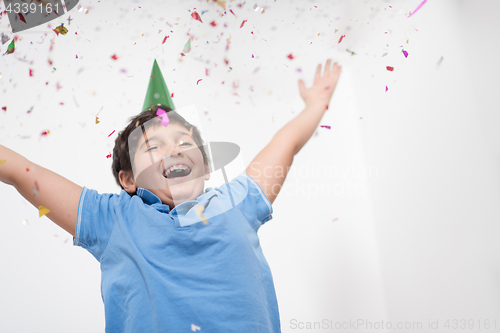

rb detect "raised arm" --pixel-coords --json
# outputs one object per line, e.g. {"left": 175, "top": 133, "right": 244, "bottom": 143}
{"left": 0, "top": 144, "right": 82, "bottom": 237}
{"left": 245, "top": 59, "right": 342, "bottom": 204}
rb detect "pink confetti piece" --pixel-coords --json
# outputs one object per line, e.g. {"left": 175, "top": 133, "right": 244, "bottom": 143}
{"left": 106, "top": 153, "right": 112, "bottom": 159}
{"left": 156, "top": 108, "right": 170, "bottom": 127}
{"left": 18, "top": 13, "right": 27, "bottom": 24}
{"left": 386, "top": 66, "right": 394, "bottom": 71}
{"left": 402, "top": 50, "right": 408, "bottom": 58}
{"left": 171, "top": 93, "right": 174, "bottom": 97}
{"left": 162, "top": 36, "right": 169, "bottom": 44}
{"left": 320, "top": 125, "right": 331, "bottom": 129}
{"left": 1, "top": 107, "right": 6, "bottom": 112}
{"left": 386, "top": 86, "right": 388, "bottom": 92}
{"left": 108, "top": 130, "right": 115, "bottom": 137}
{"left": 338, "top": 35, "right": 346, "bottom": 43}
{"left": 191, "top": 11, "right": 203, "bottom": 23}
{"left": 230, "top": 9, "right": 235, "bottom": 16}
{"left": 332, "top": 218, "right": 338, "bottom": 222}
{"left": 111, "top": 54, "right": 119, "bottom": 60}
{"left": 287, "top": 53, "right": 294, "bottom": 60}
{"left": 210, "top": 21, "right": 217, "bottom": 27}
{"left": 408, "top": 0, "right": 427, "bottom": 18}
{"left": 197, "top": 79, "right": 202, "bottom": 85}
{"left": 240, "top": 20, "right": 247, "bottom": 28}
{"left": 29, "top": 69, "right": 33, "bottom": 76}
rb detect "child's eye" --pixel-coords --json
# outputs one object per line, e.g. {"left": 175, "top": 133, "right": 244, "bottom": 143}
{"left": 146, "top": 146, "right": 157, "bottom": 152}
{"left": 180, "top": 141, "right": 191, "bottom": 146}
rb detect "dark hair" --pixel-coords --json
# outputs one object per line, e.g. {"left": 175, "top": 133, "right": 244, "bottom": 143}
{"left": 111, "top": 104, "right": 210, "bottom": 196}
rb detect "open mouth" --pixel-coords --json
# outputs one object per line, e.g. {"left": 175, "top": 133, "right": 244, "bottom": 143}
{"left": 162, "top": 164, "right": 192, "bottom": 180}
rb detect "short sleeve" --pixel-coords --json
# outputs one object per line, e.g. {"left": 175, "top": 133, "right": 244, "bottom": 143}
{"left": 73, "top": 187, "right": 118, "bottom": 262}
{"left": 215, "top": 172, "right": 273, "bottom": 231}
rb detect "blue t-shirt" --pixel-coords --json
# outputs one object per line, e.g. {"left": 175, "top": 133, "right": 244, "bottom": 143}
{"left": 73, "top": 172, "right": 281, "bottom": 333}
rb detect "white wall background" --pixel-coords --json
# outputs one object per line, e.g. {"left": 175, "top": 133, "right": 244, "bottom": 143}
{"left": 0, "top": 0, "right": 499, "bottom": 332}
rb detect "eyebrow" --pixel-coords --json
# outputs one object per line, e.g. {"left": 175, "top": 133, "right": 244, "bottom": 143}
{"left": 139, "top": 131, "right": 191, "bottom": 150}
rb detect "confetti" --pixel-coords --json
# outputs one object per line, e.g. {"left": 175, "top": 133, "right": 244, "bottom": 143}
{"left": 386, "top": 66, "right": 394, "bottom": 71}
{"left": 191, "top": 323, "right": 201, "bottom": 332}
{"left": 96, "top": 116, "right": 100, "bottom": 124}
{"left": 18, "top": 13, "right": 27, "bottom": 24}
{"left": 240, "top": 20, "right": 247, "bottom": 28}
{"left": 1, "top": 33, "right": 9, "bottom": 45}
{"left": 183, "top": 39, "right": 191, "bottom": 53}
{"left": 320, "top": 125, "right": 331, "bottom": 129}
{"left": 408, "top": 0, "right": 427, "bottom": 18}
{"left": 386, "top": 86, "right": 388, "bottom": 92}
{"left": 39, "top": 206, "right": 50, "bottom": 217}
{"left": 111, "top": 54, "right": 119, "bottom": 60}
{"left": 171, "top": 92, "right": 174, "bottom": 98}
{"left": 195, "top": 205, "right": 209, "bottom": 225}
{"left": 215, "top": 0, "right": 226, "bottom": 9}
{"left": 197, "top": 79, "right": 202, "bottom": 85}
{"left": 162, "top": 36, "right": 169, "bottom": 44}
{"left": 156, "top": 108, "right": 170, "bottom": 127}
{"left": 437, "top": 56, "right": 444, "bottom": 68}
{"left": 106, "top": 153, "right": 112, "bottom": 158}
{"left": 6, "top": 40, "right": 15, "bottom": 54}
{"left": 346, "top": 49, "right": 355, "bottom": 56}
{"left": 210, "top": 21, "right": 217, "bottom": 27}
{"left": 53, "top": 24, "right": 68, "bottom": 35}
{"left": 29, "top": 69, "right": 33, "bottom": 77}
{"left": 0, "top": 160, "right": 6, "bottom": 165}
{"left": 41, "top": 130, "right": 50, "bottom": 136}
{"left": 332, "top": 218, "right": 338, "bottom": 222}
{"left": 338, "top": 35, "right": 346, "bottom": 43}
{"left": 108, "top": 130, "right": 115, "bottom": 137}
{"left": 287, "top": 54, "right": 294, "bottom": 60}
{"left": 191, "top": 11, "right": 203, "bottom": 23}
{"left": 2, "top": 107, "right": 6, "bottom": 112}
{"left": 33, "top": 181, "right": 39, "bottom": 198}
{"left": 402, "top": 50, "right": 409, "bottom": 58}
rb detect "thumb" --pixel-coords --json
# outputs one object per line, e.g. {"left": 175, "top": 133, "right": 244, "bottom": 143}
{"left": 298, "top": 79, "right": 306, "bottom": 97}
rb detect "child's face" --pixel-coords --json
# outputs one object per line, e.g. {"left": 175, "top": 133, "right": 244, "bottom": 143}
{"left": 130, "top": 121, "right": 210, "bottom": 208}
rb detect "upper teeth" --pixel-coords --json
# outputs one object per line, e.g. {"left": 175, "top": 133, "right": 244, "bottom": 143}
{"left": 165, "top": 164, "right": 190, "bottom": 176}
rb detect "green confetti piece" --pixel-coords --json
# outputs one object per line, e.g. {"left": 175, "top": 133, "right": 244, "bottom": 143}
{"left": 182, "top": 39, "right": 191, "bottom": 53}
{"left": 6, "top": 40, "right": 15, "bottom": 54}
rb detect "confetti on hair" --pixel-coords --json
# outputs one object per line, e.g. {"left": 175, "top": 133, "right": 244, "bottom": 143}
{"left": 287, "top": 53, "right": 294, "bottom": 60}
{"left": 108, "top": 130, "right": 115, "bottom": 137}
{"left": 191, "top": 323, "right": 201, "bottom": 332}
{"left": 0, "top": 160, "right": 7, "bottom": 165}
{"left": 386, "top": 66, "right": 394, "bottom": 71}
{"left": 240, "top": 20, "right": 247, "bottom": 28}
{"left": 156, "top": 108, "right": 170, "bottom": 127}
{"left": 195, "top": 205, "right": 209, "bottom": 225}
{"left": 39, "top": 206, "right": 50, "bottom": 217}
{"left": 111, "top": 54, "right": 119, "bottom": 60}
{"left": 402, "top": 50, "right": 409, "bottom": 58}
{"left": 197, "top": 79, "right": 202, "bottom": 85}
{"left": 408, "top": 0, "right": 427, "bottom": 18}
{"left": 338, "top": 35, "right": 346, "bottom": 43}
{"left": 183, "top": 39, "right": 191, "bottom": 53}
{"left": 191, "top": 11, "right": 203, "bottom": 23}
{"left": 54, "top": 24, "right": 68, "bottom": 35}
{"left": 6, "top": 40, "right": 15, "bottom": 54}
{"left": 320, "top": 125, "right": 331, "bottom": 129}
{"left": 33, "top": 181, "right": 39, "bottom": 198}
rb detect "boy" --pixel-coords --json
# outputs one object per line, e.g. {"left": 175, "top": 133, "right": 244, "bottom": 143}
{"left": 0, "top": 59, "right": 341, "bottom": 332}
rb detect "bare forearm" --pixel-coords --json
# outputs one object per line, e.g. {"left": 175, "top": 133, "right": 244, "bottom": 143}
{"left": 275, "top": 102, "right": 328, "bottom": 156}
{"left": 0, "top": 145, "right": 28, "bottom": 186}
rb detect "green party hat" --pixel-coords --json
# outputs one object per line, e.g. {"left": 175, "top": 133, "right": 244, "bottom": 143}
{"left": 142, "top": 59, "right": 175, "bottom": 112}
